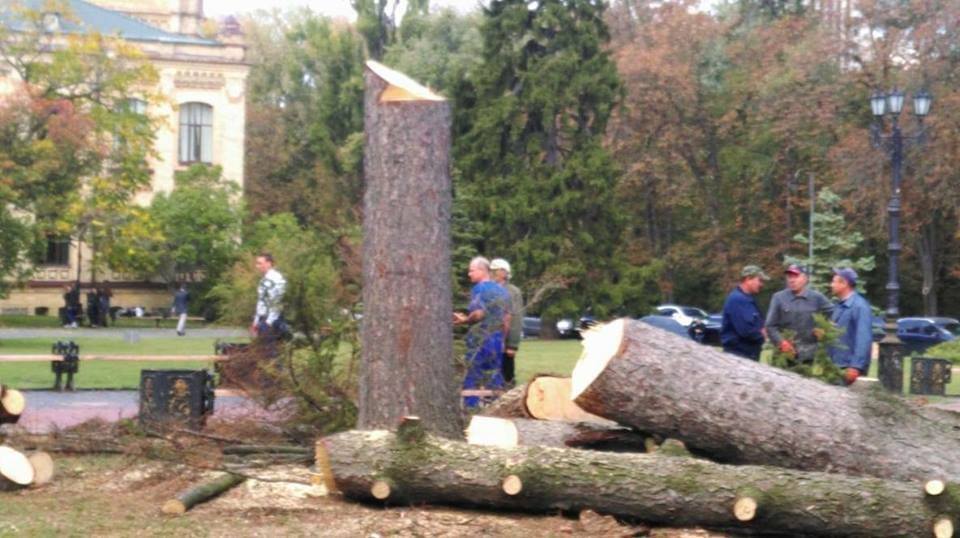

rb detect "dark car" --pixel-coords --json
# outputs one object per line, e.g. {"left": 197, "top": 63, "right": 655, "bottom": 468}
{"left": 689, "top": 314, "right": 723, "bottom": 346}
{"left": 639, "top": 315, "right": 692, "bottom": 339}
{"left": 556, "top": 315, "right": 598, "bottom": 339}
{"left": 522, "top": 316, "right": 541, "bottom": 338}
{"left": 897, "top": 317, "right": 959, "bottom": 354}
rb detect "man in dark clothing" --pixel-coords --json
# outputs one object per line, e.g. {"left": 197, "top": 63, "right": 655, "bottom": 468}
{"left": 721, "top": 265, "right": 770, "bottom": 360}
{"left": 765, "top": 265, "right": 834, "bottom": 363}
{"left": 86, "top": 289, "right": 99, "bottom": 328}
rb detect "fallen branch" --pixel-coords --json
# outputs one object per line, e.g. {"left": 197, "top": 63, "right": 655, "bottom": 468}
{"left": 162, "top": 472, "right": 246, "bottom": 514}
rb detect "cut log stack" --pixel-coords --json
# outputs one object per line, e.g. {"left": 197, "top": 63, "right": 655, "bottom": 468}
{"left": 0, "top": 446, "right": 53, "bottom": 490}
{"left": 319, "top": 319, "right": 960, "bottom": 536}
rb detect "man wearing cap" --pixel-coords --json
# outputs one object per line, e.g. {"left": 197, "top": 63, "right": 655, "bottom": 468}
{"left": 829, "top": 268, "right": 874, "bottom": 385}
{"left": 491, "top": 258, "right": 523, "bottom": 387}
{"left": 720, "top": 265, "right": 770, "bottom": 360}
{"left": 765, "top": 265, "right": 834, "bottom": 363}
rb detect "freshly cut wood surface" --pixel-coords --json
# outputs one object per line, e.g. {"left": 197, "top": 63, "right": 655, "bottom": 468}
{"left": 27, "top": 451, "right": 54, "bottom": 486}
{"left": 571, "top": 319, "right": 960, "bottom": 482}
{"left": 318, "top": 428, "right": 960, "bottom": 537}
{"left": 525, "top": 376, "right": 615, "bottom": 424}
{"left": 466, "top": 416, "right": 647, "bottom": 451}
{"left": 0, "top": 446, "right": 35, "bottom": 488}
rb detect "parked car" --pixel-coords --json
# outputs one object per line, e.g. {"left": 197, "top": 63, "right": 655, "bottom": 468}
{"left": 654, "top": 305, "right": 709, "bottom": 328}
{"left": 522, "top": 316, "right": 541, "bottom": 338}
{"left": 897, "top": 317, "right": 959, "bottom": 354}
{"left": 639, "top": 315, "right": 692, "bottom": 339}
{"left": 556, "top": 315, "right": 598, "bottom": 339}
{"left": 689, "top": 313, "right": 723, "bottom": 346}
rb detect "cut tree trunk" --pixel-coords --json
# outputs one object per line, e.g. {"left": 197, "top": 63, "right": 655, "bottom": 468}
{"left": 0, "top": 386, "right": 25, "bottom": 424}
{"left": 466, "top": 416, "right": 648, "bottom": 451}
{"left": 357, "top": 60, "right": 460, "bottom": 438}
{"left": 481, "top": 376, "right": 614, "bottom": 424}
{"left": 317, "top": 425, "right": 960, "bottom": 537}
{"left": 0, "top": 446, "right": 34, "bottom": 490}
{"left": 571, "top": 319, "right": 960, "bottom": 482}
{"left": 162, "top": 472, "right": 246, "bottom": 514}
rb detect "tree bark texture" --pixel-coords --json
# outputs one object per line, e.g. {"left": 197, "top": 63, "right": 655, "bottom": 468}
{"left": 480, "top": 383, "right": 531, "bottom": 418}
{"left": 317, "top": 428, "right": 960, "bottom": 537}
{"left": 467, "top": 416, "right": 648, "bottom": 451}
{"left": 572, "top": 319, "right": 960, "bottom": 482}
{"left": 358, "top": 61, "right": 460, "bottom": 438}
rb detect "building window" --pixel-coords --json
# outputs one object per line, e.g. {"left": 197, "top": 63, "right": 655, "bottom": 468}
{"left": 123, "top": 98, "right": 148, "bottom": 115}
{"left": 178, "top": 102, "right": 213, "bottom": 164}
{"left": 40, "top": 237, "right": 70, "bottom": 267}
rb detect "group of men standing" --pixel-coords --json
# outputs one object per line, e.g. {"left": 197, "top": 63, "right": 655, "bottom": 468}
{"left": 453, "top": 256, "right": 523, "bottom": 408}
{"left": 61, "top": 283, "right": 113, "bottom": 328}
{"left": 720, "top": 264, "right": 873, "bottom": 385}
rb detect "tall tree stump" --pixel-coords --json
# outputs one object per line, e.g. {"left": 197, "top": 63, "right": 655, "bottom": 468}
{"left": 358, "top": 61, "right": 460, "bottom": 438}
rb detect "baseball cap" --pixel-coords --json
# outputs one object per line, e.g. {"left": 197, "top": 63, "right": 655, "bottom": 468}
{"left": 785, "top": 264, "right": 808, "bottom": 276}
{"left": 490, "top": 258, "right": 511, "bottom": 275}
{"left": 741, "top": 265, "right": 770, "bottom": 281}
{"left": 833, "top": 267, "right": 858, "bottom": 287}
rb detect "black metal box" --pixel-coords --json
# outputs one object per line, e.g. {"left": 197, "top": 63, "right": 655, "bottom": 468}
{"left": 139, "top": 369, "right": 215, "bottom": 430}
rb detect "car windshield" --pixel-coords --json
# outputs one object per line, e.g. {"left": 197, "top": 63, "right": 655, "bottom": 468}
{"left": 682, "top": 308, "right": 707, "bottom": 318}
{"left": 938, "top": 322, "right": 960, "bottom": 336}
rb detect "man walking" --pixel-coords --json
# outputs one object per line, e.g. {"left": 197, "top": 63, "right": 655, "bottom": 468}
{"left": 251, "top": 253, "right": 287, "bottom": 349}
{"left": 491, "top": 258, "right": 523, "bottom": 387}
{"left": 454, "top": 257, "right": 510, "bottom": 408}
{"left": 172, "top": 283, "right": 189, "bottom": 336}
{"left": 828, "top": 268, "right": 873, "bottom": 385}
{"left": 765, "top": 265, "right": 833, "bottom": 363}
{"left": 721, "top": 265, "right": 769, "bottom": 360}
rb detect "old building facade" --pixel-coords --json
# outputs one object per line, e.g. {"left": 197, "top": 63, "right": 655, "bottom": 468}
{"left": 0, "top": 0, "right": 248, "bottom": 316}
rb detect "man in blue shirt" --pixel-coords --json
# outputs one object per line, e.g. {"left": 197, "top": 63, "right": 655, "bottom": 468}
{"left": 721, "top": 265, "right": 770, "bottom": 360}
{"left": 829, "top": 268, "right": 874, "bottom": 385}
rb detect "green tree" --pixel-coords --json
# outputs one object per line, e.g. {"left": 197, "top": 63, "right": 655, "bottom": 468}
{"left": 455, "top": 0, "right": 625, "bottom": 322}
{"left": 0, "top": 2, "right": 159, "bottom": 286}
{"left": 785, "top": 188, "right": 875, "bottom": 291}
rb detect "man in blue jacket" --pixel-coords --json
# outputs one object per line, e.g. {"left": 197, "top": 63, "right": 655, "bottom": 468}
{"left": 829, "top": 267, "right": 874, "bottom": 385}
{"left": 721, "top": 265, "right": 770, "bottom": 360}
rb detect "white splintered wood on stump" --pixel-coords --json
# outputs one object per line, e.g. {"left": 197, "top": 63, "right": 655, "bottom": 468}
{"left": 571, "top": 319, "right": 960, "bottom": 482}
{"left": 358, "top": 61, "right": 461, "bottom": 438}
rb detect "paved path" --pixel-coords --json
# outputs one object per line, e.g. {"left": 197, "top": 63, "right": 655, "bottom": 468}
{"left": 14, "top": 389, "right": 283, "bottom": 433}
{"left": 0, "top": 327, "right": 247, "bottom": 339}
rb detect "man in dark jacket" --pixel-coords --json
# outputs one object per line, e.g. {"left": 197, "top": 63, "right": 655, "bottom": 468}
{"left": 721, "top": 265, "right": 770, "bottom": 360}
{"left": 765, "top": 264, "right": 834, "bottom": 363}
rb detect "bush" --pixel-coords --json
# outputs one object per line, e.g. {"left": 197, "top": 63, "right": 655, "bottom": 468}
{"left": 926, "top": 340, "right": 960, "bottom": 365}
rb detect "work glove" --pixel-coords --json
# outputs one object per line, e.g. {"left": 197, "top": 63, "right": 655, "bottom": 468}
{"left": 778, "top": 340, "right": 796, "bottom": 356}
{"left": 844, "top": 368, "right": 860, "bottom": 385}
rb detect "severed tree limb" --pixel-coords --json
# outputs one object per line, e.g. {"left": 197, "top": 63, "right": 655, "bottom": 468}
{"left": 0, "top": 387, "right": 25, "bottom": 425}
{"left": 221, "top": 445, "right": 310, "bottom": 456}
{"left": 0, "top": 445, "right": 34, "bottom": 490}
{"left": 161, "top": 472, "right": 246, "bottom": 514}
{"left": 572, "top": 319, "right": 960, "bottom": 482}
{"left": 466, "top": 416, "right": 648, "bottom": 452}
{"left": 481, "top": 384, "right": 531, "bottom": 418}
{"left": 317, "top": 426, "right": 960, "bottom": 537}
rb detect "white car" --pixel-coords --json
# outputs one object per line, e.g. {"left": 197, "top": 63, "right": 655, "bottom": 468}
{"left": 655, "top": 305, "right": 709, "bottom": 328}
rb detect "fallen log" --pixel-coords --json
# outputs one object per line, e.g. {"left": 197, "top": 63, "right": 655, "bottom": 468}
{"left": 0, "top": 446, "right": 34, "bottom": 490}
{"left": 0, "top": 387, "right": 25, "bottom": 424}
{"left": 162, "top": 472, "right": 246, "bottom": 514}
{"left": 466, "top": 416, "right": 648, "bottom": 451}
{"left": 482, "top": 375, "right": 614, "bottom": 424}
{"left": 571, "top": 319, "right": 960, "bottom": 482}
{"left": 317, "top": 422, "right": 960, "bottom": 537}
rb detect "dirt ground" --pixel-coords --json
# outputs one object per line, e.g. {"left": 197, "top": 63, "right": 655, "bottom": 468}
{"left": 0, "top": 452, "right": 733, "bottom": 538}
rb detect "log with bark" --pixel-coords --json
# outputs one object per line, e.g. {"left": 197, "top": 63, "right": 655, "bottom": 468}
{"left": 482, "top": 375, "right": 614, "bottom": 424}
{"left": 0, "top": 386, "right": 25, "bottom": 424}
{"left": 466, "top": 416, "right": 648, "bottom": 452}
{"left": 357, "top": 60, "right": 461, "bottom": 438}
{"left": 162, "top": 472, "right": 246, "bottom": 514}
{"left": 316, "top": 422, "right": 960, "bottom": 537}
{"left": 0, "top": 446, "right": 34, "bottom": 490}
{"left": 571, "top": 319, "right": 960, "bottom": 482}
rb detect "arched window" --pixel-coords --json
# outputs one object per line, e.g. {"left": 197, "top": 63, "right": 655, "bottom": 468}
{"left": 179, "top": 102, "right": 213, "bottom": 164}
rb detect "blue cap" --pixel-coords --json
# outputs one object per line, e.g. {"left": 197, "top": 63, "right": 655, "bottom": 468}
{"left": 833, "top": 267, "right": 858, "bottom": 288}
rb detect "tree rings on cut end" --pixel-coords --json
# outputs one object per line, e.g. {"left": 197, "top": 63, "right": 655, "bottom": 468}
{"left": 0, "top": 446, "right": 34, "bottom": 486}
{"left": 571, "top": 319, "right": 626, "bottom": 400}
{"left": 371, "top": 480, "right": 392, "bottom": 500}
{"left": 933, "top": 516, "right": 954, "bottom": 538}
{"left": 501, "top": 474, "right": 523, "bottom": 496}
{"left": 161, "top": 500, "right": 187, "bottom": 515}
{"left": 927, "top": 480, "right": 947, "bottom": 496}
{"left": 733, "top": 496, "right": 759, "bottom": 522}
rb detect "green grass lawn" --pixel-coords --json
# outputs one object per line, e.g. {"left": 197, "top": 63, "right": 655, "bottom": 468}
{"left": 514, "top": 338, "right": 583, "bottom": 382}
{"left": 0, "top": 336, "right": 247, "bottom": 389}
{"left": 0, "top": 314, "right": 214, "bottom": 329}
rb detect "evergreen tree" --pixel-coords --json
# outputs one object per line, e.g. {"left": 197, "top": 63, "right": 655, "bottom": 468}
{"left": 455, "top": 0, "right": 624, "bottom": 320}
{"left": 785, "top": 188, "right": 875, "bottom": 292}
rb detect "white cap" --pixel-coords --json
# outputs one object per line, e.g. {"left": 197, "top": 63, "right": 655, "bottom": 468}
{"left": 490, "top": 258, "right": 511, "bottom": 275}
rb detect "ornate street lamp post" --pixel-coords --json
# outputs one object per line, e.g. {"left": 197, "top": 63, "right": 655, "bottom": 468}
{"left": 870, "top": 88, "right": 932, "bottom": 392}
